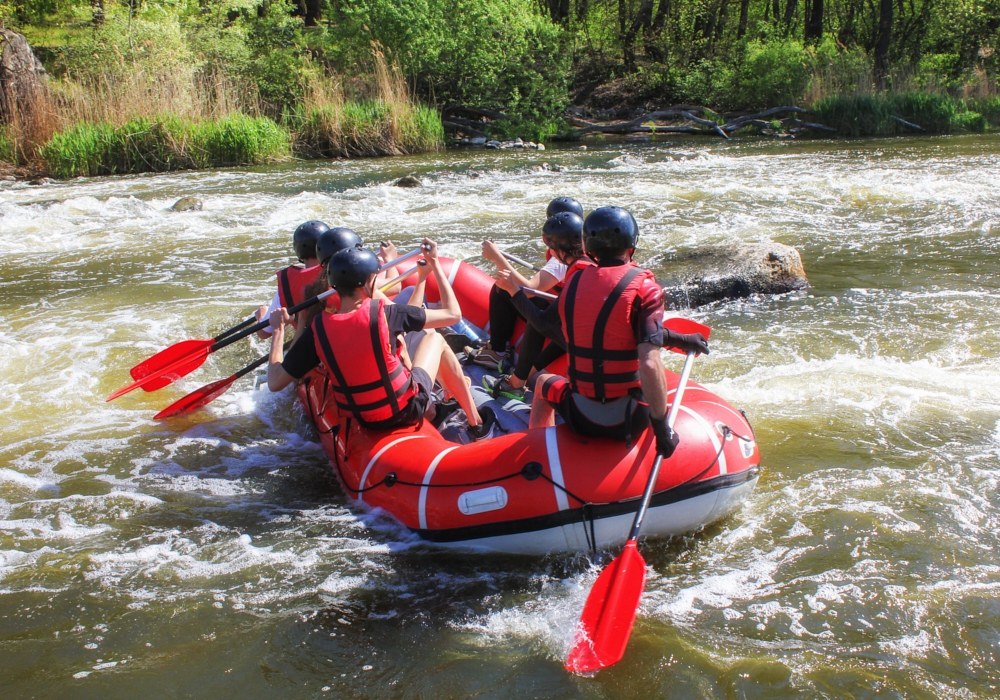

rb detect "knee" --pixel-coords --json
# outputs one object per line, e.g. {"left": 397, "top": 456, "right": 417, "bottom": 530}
{"left": 422, "top": 330, "right": 445, "bottom": 353}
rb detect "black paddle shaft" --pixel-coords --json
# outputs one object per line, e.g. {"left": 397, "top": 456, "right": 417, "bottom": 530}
{"left": 209, "top": 292, "right": 330, "bottom": 353}
{"left": 214, "top": 316, "right": 257, "bottom": 343}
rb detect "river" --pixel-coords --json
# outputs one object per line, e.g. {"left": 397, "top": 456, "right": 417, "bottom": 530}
{"left": 2, "top": 136, "right": 999, "bottom": 698}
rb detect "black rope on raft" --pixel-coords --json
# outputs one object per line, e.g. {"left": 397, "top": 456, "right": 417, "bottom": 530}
{"left": 333, "top": 423, "right": 743, "bottom": 548}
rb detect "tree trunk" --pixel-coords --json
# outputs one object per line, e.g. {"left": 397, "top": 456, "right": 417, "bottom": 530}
{"left": 873, "top": 0, "right": 892, "bottom": 89}
{"left": 304, "top": 0, "right": 320, "bottom": 26}
{"left": 619, "top": 0, "right": 636, "bottom": 67}
{"left": 737, "top": 0, "right": 751, "bottom": 37}
{"left": 714, "top": 0, "right": 729, "bottom": 40}
{"left": 804, "top": 0, "right": 823, "bottom": 40}
{"left": 782, "top": 0, "right": 798, "bottom": 33}
{"left": 92, "top": 0, "right": 104, "bottom": 27}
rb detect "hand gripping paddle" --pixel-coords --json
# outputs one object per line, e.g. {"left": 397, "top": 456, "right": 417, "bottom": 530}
{"left": 565, "top": 317, "right": 711, "bottom": 675}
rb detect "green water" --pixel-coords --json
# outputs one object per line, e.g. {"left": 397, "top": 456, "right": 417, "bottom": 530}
{"left": 2, "top": 136, "right": 1000, "bottom": 698}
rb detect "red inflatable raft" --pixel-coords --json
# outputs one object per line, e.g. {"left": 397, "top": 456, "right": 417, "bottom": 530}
{"left": 297, "top": 258, "right": 760, "bottom": 554}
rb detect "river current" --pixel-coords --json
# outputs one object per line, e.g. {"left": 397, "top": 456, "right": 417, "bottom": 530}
{"left": 2, "top": 137, "right": 1000, "bottom": 697}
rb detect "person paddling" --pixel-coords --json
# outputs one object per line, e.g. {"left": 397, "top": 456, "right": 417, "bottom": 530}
{"left": 471, "top": 196, "right": 586, "bottom": 373}
{"left": 254, "top": 220, "right": 329, "bottom": 339}
{"left": 481, "top": 211, "right": 594, "bottom": 401}
{"left": 495, "top": 206, "right": 708, "bottom": 455}
{"left": 266, "top": 240, "right": 498, "bottom": 440}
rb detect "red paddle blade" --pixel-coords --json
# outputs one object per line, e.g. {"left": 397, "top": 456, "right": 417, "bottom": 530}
{"left": 663, "top": 317, "right": 711, "bottom": 356}
{"left": 107, "top": 341, "right": 213, "bottom": 402}
{"left": 129, "top": 339, "right": 214, "bottom": 391}
{"left": 565, "top": 540, "right": 648, "bottom": 674}
{"left": 153, "top": 373, "right": 239, "bottom": 420}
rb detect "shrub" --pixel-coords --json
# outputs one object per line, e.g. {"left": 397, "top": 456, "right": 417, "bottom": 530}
{"left": 951, "top": 110, "right": 987, "bottom": 132}
{"left": 324, "top": 0, "right": 569, "bottom": 139}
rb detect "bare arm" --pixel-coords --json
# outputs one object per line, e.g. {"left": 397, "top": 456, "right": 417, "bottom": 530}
{"left": 637, "top": 343, "right": 668, "bottom": 420}
{"left": 407, "top": 260, "right": 431, "bottom": 308}
{"left": 266, "top": 309, "right": 296, "bottom": 392}
{"left": 422, "top": 238, "right": 462, "bottom": 328}
{"left": 481, "top": 239, "right": 557, "bottom": 290}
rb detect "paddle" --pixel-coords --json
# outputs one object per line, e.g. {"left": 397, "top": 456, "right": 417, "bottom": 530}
{"left": 564, "top": 318, "right": 711, "bottom": 675}
{"left": 153, "top": 343, "right": 289, "bottom": 420}
{"left": 518, "top": 285, "right": 558, "bottom": 301}
{"left": 378, "top": 259, "right": 426, "bottom": 293}
{"left": 501, "top": 250, "right": 544, "bottom": 273}
{"left": 108, "top": 249, "right": 426, "bottom": 402}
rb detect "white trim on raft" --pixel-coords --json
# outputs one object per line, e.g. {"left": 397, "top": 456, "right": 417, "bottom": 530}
{"left": 678, "top": 404, "right": 727, "bottom": 475}
{"left": 419, "top": 446, "right": 460, "bottom": 529}
{"left": 545, "top": 427, "right": 570, "bottom": 511}
{"left": 358, "top": 435, "right": 427, "bottom": 504}
{"left": 448, "top": 259, "right": 461, "bottom": 285}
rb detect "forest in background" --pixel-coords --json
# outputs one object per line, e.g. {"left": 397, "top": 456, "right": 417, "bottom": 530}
{"left": 1, "top": 0, "right": 998, "bottom": 176}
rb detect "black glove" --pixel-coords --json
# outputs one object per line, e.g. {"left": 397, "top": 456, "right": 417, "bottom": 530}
{"left": 651, "top": 416, "right": 679, "bottom": 458}
{"left": 665, "top": 330, "right": 709, "bottom": 356}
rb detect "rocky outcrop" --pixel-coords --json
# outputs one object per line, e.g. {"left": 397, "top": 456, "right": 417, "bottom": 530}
{"left": 661, "top": 240, "right": 808, "bottom": 309}
{"left": 0, "top": 30, "right": 47, "bottom": 125}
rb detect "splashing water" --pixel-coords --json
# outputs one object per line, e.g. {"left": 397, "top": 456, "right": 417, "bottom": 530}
{"left": 3, "top": 137, "right": 1000, "bottom": 697}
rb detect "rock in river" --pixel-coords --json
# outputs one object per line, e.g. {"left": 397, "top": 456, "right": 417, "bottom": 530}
{"left": 171, "top": 197, "right": 203, "bottom": 212}
{"left": 661, "top": 239, "right": 808, "bottom": 308}
{"left": 394, "top": 175, "right": 422, "bottom": 188}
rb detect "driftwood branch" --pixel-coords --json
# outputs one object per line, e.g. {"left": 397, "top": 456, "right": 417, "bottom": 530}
{"left": 442, "top": 120, "right": 489, "bottom": 139}
{"left": 568, "top": 105, "right": 833, "bottom": 139}
{"left": 681, "top": 110, "right": 728, "bottom": 139}
{"left": 893, "top": 116, "right": 925, "bottom": 131}
{"left": 443, "top": 105, "right": 510, "bottom": 121}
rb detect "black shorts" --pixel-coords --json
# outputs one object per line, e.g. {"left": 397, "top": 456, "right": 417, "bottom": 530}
{"left": 539, "top": 376, "right": 650, "bottom": 444}
{"left": 360, "top": 366, "right": 434, "bottom": 431}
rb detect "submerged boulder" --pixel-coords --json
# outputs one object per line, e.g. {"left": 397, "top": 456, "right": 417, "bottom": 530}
{"left": 394, "top": 174, "right": 422, "bottom": 188}
{"left": 170, "top": 197, "right": 203, "bottom": 212}
{"left": 661, "top": 239, "right": 808, "bottom": 309}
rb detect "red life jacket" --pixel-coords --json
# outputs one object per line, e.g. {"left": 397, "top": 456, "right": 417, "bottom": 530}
{"left": 551, "top": 256, "right": 595, "bottom": 295}
{"left": 311, "top": 298, "right": 418, "bottom": 428}
{"left": 277, "top": 264, "right": 322, "bottom": 309}
{"left": 558, "top": 263, "right": 656, "bottom": 400}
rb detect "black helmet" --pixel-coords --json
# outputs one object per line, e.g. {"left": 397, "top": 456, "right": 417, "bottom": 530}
{"left": 317, "top": 227, "right": 362, "bottom": 265}
{"left": 546, "top": 197, "right": 584, "bottom": 218}
{"left": 542, "top": 212, "right": 584, "bottom": 252}
{"left": 328, "top": 247, "right": 380, "bottom": 291}
{"left": 293, "top": 220, "right": 329, "bottom": 262}
{"left": 583, "top": 206, "right": 639, "bottom": 253}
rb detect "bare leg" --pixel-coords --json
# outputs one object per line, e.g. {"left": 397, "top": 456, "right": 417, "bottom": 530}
{"left": 529, "top": 372, "right": 558, "bottom": 430}
{"left": 437, "top": 343, "right": 482, "bottom": 427}
{"left": 412, "top": 331, "right": 445, "bottom": 384}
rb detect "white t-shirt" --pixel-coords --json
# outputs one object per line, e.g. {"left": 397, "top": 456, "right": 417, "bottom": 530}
{"left": 260, "top": 291, "right": 281, "bottom": 336}
{"left": 540, "top": 256, "right": 568, "bottom": 283}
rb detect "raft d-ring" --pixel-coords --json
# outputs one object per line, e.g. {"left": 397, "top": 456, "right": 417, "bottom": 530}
{"left": 715, "top": 422, "right": 734, "bottom": 441}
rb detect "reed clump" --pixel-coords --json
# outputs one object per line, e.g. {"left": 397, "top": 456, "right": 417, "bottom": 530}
{"left": 294, "top": 54, "right": 444, "bottom": 158}
{"left": 811, "top": 92, "right": 991, "bottom": 137}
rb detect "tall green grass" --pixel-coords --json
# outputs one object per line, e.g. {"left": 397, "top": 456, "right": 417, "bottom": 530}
{"left": 295, "top": 100, "right": 443, "bottom": 158}
{"left": 40, "top": 114, "right": 291, "bottom": 178}
{"left": 812, "top": 92, "right": 991, "bottom": 137}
